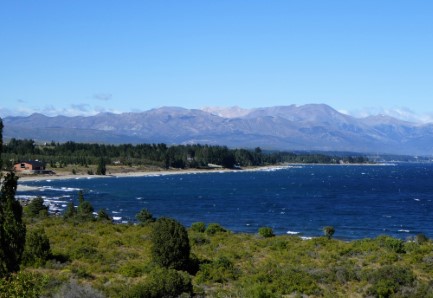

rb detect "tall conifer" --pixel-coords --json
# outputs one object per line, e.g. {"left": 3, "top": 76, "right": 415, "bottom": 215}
{"left": 0, "top": 118, "right": 26, "bottom": 276}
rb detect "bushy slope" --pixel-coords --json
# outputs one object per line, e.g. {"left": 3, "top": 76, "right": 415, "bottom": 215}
{"left": 13, "top": 217, "right": 433, "bottom": 297}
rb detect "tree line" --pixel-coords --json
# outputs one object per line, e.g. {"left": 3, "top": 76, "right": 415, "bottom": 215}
{"left": 1, "top": 138, "right": 369, "bottom": 170}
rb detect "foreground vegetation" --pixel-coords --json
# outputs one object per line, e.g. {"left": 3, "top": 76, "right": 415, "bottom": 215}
{"left": 2, "top": 210, "right": 433, "bottom": 297}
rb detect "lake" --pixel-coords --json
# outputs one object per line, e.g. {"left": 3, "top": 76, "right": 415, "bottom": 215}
{"left": 16, "top": 163, "right": 433, "bottom": 240}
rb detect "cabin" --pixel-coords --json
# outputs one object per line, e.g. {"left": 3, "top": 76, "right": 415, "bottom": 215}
{"left": 14, "top": 160, "right": 46, "bottom": 172}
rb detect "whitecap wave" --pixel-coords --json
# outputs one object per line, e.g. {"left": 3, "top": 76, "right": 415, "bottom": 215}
{"left": 300, "top": 236, "right": 313, "bottom": 240}
{"left": 287, "top": 231, "right": 300, "bottom": 235}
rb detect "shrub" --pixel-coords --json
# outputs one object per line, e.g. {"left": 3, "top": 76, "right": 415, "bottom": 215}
{"left": 258, "top": 226, "right": 275, "bottom": 238}
{"left": 190, "top": 222, "right": 206, "bottom": 233}
{"left": 377, "top": 235, "right": 405, "bottom": 253}
{"left": 125, "top": 268, "right": 192, "bottom": 298}
{"left": 77, "top": 201, "right": 94, "bottom": 220}
{"left": 205, "top": 223, "right": 227, "bottom": 235}
{"left": 27, "top": 197, "right": 48, "bottom": 217}
{"left": 22, "top": 228, "right": 51, "bottom": 267}
{"left": 415, "top": 233, "right": 429, "bottom": 244}
{"left": 0, "top": 271, "right": 48, "bottom": 298}
{"left": 151, "top": 217, "right": 190, "bottom": 270}
{"left": 97, "top": 208, "right": 111, "bottom": 221}
{"left": 76, "top": 192, "right": 94, "bottom": 221}
{"left": 364, "top": 265, "right": 415, "bottom": 297}
{"left": 63, "top": 202, "right": 76, "bottom": 219}
{"left": 323, "top": 226, "right": 335, "bottom": 239}
{"left": 196, "top": 256, "right": 239, "bottom": 283}
{"left": 191, "top": 234, "right": 210, "bottom": 246}
{"left": 135, "top": 208, "right": 155, "bottom": 225}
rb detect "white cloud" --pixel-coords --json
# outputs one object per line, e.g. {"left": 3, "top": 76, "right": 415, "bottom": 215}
{"left": 340, "top": 107, "right": 433, "bottom": 124}
{"left": 93, "top": 93, "right": 112, "bottom": 101}
{"left": 0, "top": 104, "right": 121, "bottom": 118}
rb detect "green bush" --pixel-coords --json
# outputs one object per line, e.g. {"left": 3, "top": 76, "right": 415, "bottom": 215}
{"left": 27, "top": 197, "right": 48, "bottom": 217}
{"left": 363, "top": 265, "right": 415, "bottom": 297}
{"left": 22, "top": 228, "right": 51, "bottom": 267}
{"left": 77, "top": 201, "right": 94, "bottom": 221}
{"left": 97, "top": 208, "right": 111, "bottom": 221}
{"left": 205, "top": 223, "right": 227, "bottom": 235}
{"left": 71, "top": 245, "right": 100, "bottom": 260}
{"left": 125, "top": 268, "right": 192, "bottom": 298}
{"left": 247, "top": 266, "right": 322, "bottom": 296}
{"left": 118, "top": 262, "right": 147, "bottom": 277}
{"left": 196, "top": 256, "right": 239, "bottom": 283}
{"left": 190, "top": 234, "right": 210, "bottom": 246}
{"left": 63, "top": 202, "right": 76, "bottom": 219}
{"left": 0, "top": 271, "right": 48, "bottom": 298}
{"left": 323, "top": 226, "right": 335, "bottom": 239}
{"left": 151, "top": 217, "right": 190, "bottom": 270}
{"left": 135, "top": 208, "right": 155, "bottom": 225}
{"left": 258, "top": 227, "right": 275, "bottom": 238}
{"left": 190, "top": 222, "right": 206, "bottom": 233}
{"left": 377, "top": 235, "right": 405, "bottom": 253}
{"left": 415, "top": 233, "right": 429, "bottom": 244}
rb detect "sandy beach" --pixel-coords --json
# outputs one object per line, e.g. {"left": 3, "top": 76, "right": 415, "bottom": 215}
{"left": 14, "top": 165, "right": 290, "bottom": 190}
{"left": 13, "top": 162, "right": 379, "bottom": 191}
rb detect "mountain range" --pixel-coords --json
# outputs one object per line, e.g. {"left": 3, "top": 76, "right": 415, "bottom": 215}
{"left": 3, "top": 104, "right": 433, "bottom": 156}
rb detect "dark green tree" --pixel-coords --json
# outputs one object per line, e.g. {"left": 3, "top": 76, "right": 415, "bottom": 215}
{"left": 127, "top": 267, "right": 193, "bottom": 298}
{"left": 22, "top": 228, "right": 51, "bottom": 266}
{"left": 190, "top": 222, "right": 206, "bottom": 233}
{"left": 258, "top": 226, "right": 275, "bottom": 238}
{"left": 75, "top": 191, "right": 94, "bottom": 221}
{"left": 63, "top": 202, "right": 76, "bottom": 219}
{"left": 136, "top": 208, "right": 155, "bottom": 225}
{"left": 27, "top": 197, "right": 48, "bottom": 217}
{"left": 97, "top": 208, "right": 111, "bottom": 221}
{"left": 0, "top": 172, "right": 27, "bottom": 276}
{"left": 205, "top": 223, "right": 227, "bottom": 235}
{"left": 0, "top": 119, "right": 3, "bottom": 170}
{"left": 323, "top": 226, "right": 335, "bottom": 240}
{"left": 150, "top": 217, "right": 190, "bottom": 270}
{"left": 78, "top": 190, "right": 85, "bottom": 204}
{"left": 96, "top": 157, "right": 106, "bottom": 175}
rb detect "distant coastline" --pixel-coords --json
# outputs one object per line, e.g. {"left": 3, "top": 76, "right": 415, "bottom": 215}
{"left": 15, "top": 162, "right": 382, "bottom": 190}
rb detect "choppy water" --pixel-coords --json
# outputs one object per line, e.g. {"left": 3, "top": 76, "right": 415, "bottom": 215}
{"left": 17, "top": 163, "right": 433, "bottom": 240}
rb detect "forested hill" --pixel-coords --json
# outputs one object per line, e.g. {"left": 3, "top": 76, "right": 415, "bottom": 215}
{"left": 1, "top": 139, "right": 368, "bottom": 170}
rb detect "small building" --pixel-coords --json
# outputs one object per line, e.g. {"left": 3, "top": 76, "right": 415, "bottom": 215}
{"left": 14, "top": 160, "right": 46, "bottom": 172}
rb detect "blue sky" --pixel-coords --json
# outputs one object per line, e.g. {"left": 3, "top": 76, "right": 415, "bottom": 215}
{"left": 1, "top": 1, "right": 433, "bottom": 122}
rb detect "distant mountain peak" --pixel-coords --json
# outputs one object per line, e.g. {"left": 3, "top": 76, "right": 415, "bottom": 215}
{"left": 201, "top": 106, "right": 252, "bottom": 118}
{"left": 4, "top": 104, "right": 433, "bottom": 155}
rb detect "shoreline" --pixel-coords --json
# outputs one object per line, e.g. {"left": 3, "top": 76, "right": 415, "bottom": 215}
{"left": 16, "top": 165, "right": 287, "bottom": 183}
{"left": 14, "top": 162, "right": 384, "bottom": 189}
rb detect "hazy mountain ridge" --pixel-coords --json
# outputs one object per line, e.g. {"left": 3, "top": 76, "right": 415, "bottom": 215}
{"left": 3, "top": 104, "right": 433, "bottom": 155}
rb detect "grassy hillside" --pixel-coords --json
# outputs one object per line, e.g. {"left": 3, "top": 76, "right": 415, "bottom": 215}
{"left": 5, "top": 215, "right": 433, "bottom": 297}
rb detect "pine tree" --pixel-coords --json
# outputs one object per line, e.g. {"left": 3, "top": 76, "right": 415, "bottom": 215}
{"left": 63, "top": 202, "right": 77, "bottom": 219}
{"left": 96, "top": 157, "right": 106, "bottom": 175}
{"left": 0, "top": 120, "right": 26, "bottom": 276}
{"left": 0, "top": 172, "right": 27, "bottom": 276}
{"left": 76, "top": 191, "right": 94, "bottom": 221}
{"left": 0, "top": 119, "right": 3, "bottom": 170}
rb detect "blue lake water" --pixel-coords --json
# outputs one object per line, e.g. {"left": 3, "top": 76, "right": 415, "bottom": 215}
{"left": 17, "top": 163, "right": 433, "bottom": 240}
